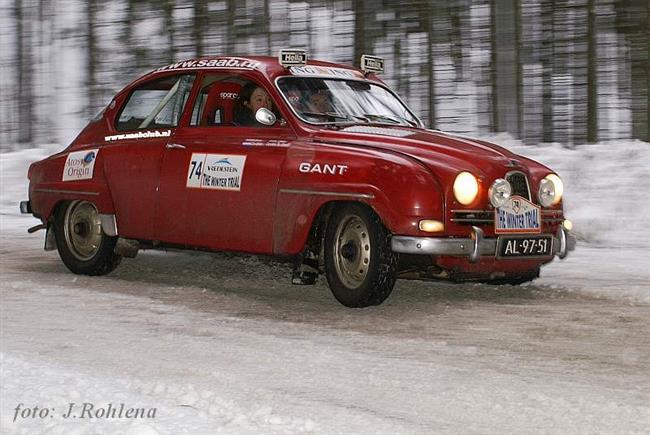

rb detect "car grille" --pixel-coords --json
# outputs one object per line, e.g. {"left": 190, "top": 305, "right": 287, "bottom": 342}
{"left": 450, "top": 172, "right": 555, "bottom": 226}
{"left": 450, "top": 210, "right": 493, "bottom": 224}
{"left": 451, "top": 209, "right": 563, "bottom": 225}
{"left": 506, "top": 172, "right": 530, "bottom": 201}
{"left": 506, "top": 171, "right": 530, "bottom": 200}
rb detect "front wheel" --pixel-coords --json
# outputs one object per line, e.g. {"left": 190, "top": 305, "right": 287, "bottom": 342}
{"left": 54, "top": 200, "right": 121, "bottom": 275}
{"left": 324, "top": 204, "right": 397, "bottom": 307}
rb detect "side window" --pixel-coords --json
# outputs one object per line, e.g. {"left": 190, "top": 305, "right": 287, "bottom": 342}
{"left": 116, "top": 74, "right": 195, "bottom": 131}
{"left": 190, "top": 74, "right": 241, "bottom": 127}
{"left": 190, "top": 74, "right": 280, "bottom": 128}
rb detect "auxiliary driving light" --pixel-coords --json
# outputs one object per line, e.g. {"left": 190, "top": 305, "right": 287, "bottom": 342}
{"left": 488, "top": 178, "right": 511, "bottom": 208}
{"left": 538, "top": 178, "right": 556, "bottom": 207}
{"left": 453, "top": 172, "right": 479, "bottom": 206}
{"left": 544, "top": 173, "right": 564, "bottom": 205}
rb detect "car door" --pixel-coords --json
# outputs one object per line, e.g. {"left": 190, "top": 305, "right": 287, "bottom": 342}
{"left": 156, "top": 73, "right": 295, "bottom": 254}
{"left": 101, "top": 73, "right": 195, "bottom": 240}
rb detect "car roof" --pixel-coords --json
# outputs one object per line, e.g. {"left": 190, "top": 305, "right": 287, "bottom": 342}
{"left": 127, "top": 55, "right": 378, "bottom": 90}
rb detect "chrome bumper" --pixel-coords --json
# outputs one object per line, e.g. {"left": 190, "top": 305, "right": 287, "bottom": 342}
{"left": 391, "top": 226, "right": 576, "bottom": 263}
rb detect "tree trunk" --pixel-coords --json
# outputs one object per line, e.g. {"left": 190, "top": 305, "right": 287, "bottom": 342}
{"left": 226, "top": 0, "right": 236, "bottom": 53}
{"left": 163, "top": 0, "right": 176, "bottom": 63}
{"left": 122, "top": 0, "right": 136, "bottom": 77}
{"left": 514, "top": 0, "right": 523, "bottom": 139}
{"left": 16, "top": 0, "right": 33, "bottom": 145}
{"left": 490, "top": 0, "right": 498, "bottom": 132}
{"left": 87, "top": 0, "right": 98, "bottom": 118}
{"left": 541, "top": 0, "right": 554, "bottom": 142}
{"left": 353, "top": 0, "right": 366, "bottom": 66}
{"left": 587, "top": 0, "right": 598, "bottom": 142}
{"left": 263, "top": 0, "right": 271, "bottom": 52}
{"left": 193, "top": 0, "right": 207, "bottom": 57}
{"left": 426, "top": 1, "right": 436, "bottom": 129}
{"left": 491, "top": 0, "right": 520, "bottom": 136}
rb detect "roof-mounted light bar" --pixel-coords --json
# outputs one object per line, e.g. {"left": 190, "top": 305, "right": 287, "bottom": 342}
{"left": 360, "top": 54, "right": 384, "bottom": 75}
{"left": 279, "top": 49, "right": 307, "bottom": 68}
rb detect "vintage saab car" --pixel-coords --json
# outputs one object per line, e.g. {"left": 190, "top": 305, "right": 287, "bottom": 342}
{"left": 20, "top": 50, "right": 575, "bottom": 307}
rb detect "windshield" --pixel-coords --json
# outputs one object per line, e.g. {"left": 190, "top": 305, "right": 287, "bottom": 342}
{"left": 277, "top": 77, "right": 421, "bottom": 127}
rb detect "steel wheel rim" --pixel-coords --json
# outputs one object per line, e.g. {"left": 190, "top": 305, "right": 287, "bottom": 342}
{"left": 63, "top": 201, "right": 103, "bottom": 261}
{"left": 333, "top": 215, "right": 371, "bottom": 289}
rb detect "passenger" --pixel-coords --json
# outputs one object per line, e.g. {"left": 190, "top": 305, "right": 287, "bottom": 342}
{"left": 234, "top": 83, "right": 273, "bottom": 126}
{"left": 308, "top": 89, "right": 335, "bottom": 113}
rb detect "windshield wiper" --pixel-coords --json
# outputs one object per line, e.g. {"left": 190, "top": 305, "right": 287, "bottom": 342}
{"left": 361, "top": 113, "right": 417, "bottom": 126}
{"left": 300, "top": 111, "right": 369, "bottom": 123}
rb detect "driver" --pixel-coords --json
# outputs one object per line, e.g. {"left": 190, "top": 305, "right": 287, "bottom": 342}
{"left": 234, "top": 83, "right": 273, "bottom": 126}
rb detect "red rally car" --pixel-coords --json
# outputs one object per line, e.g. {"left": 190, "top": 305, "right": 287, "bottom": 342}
{"left": 20, "top": 50, "right": 575, "bottom": 307}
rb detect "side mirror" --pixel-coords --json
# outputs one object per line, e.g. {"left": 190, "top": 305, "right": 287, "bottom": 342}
{"left": 255, "top": 108, "right": 276, "bottom": 126}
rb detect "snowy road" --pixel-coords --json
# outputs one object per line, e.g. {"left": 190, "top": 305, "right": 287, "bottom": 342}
{"left": 2, "top": 143, "right": 650, "bottom": 434}
{"left": 2, "top": 215, "right": 650, "bottom": 434}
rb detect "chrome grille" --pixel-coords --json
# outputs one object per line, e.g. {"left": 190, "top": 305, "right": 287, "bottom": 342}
{"left": 506, "top": 171, "right": 531, "bottom": 200}
{"left": 450, "top": 209, "right": 563, "bottom": 225}
{"left": 450, "top": 210, "right": 493, "bottom": 224}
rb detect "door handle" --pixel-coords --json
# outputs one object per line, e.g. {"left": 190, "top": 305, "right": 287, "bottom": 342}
{"left": 166, "top": 143, "right": 186, "bottom": 150}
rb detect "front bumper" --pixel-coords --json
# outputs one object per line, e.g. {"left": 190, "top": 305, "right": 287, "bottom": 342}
{"left": 391, "top": 226, "right": 576, "bottom": 263}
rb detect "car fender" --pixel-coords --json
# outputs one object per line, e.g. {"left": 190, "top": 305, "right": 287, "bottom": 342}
{"left": 273, "top": 141, "right": 444, "bottom": 255}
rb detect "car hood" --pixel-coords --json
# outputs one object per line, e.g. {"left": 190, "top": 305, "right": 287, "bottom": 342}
{"left": 313, "top": 125, "right": 552, "bottom": 181}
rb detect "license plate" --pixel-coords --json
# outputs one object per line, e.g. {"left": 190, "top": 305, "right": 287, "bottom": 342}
{"left": 495, "top": 195, "right": 541, "bottom": 234}
{"left": 497, "top": 235, "right": 553, "bottom": 258}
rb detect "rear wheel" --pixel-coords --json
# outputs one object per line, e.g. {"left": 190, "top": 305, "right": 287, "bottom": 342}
{"left": 54, "top": 200, "right": 121, "bottom": 275}
{"left": 324, "top": 204, "right": 397, "bottom": 307}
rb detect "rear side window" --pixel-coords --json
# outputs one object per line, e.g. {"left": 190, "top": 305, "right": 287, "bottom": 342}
{"left": 116, "top": 74, "right": 195, "bottom": 131}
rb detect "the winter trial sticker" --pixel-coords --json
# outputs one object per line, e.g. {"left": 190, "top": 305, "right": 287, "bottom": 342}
{"left": 186, "top": 153, "right": 246, "bottom": 191}
{"left": 62, "top": 149, "right": 99, "bottom": 181}
{"left": 495, "top": 195, "right": 541, "bottom": 234}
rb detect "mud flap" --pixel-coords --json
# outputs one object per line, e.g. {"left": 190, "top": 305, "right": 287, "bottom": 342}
{"left": 114, "top": 238, "right": 139, "bottom": 258}
{"left": 291, "top": 252, "right": 319, "bottom": 285}
{"left": 44, "top": 225, "right": 57, "bottom": 251}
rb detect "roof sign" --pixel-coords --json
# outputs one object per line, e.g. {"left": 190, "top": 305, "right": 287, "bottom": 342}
{"left": 360, "top": 54, "right": 384, "bottom": 74}
{"left": 289, "top": 65, "right": 364, "bottom": 79}
{"left": 279, "top": 49, "right": 308, "bottom": 67}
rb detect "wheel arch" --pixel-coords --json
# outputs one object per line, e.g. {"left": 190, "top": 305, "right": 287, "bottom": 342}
{"left": 274, "top": 140, "right": 445, "bottom": 256}
{"left": 28, "top": 148, "right": 118, "bottom": 225}
{"left": 274, "top": 197, "right": 387, "bottom": 257}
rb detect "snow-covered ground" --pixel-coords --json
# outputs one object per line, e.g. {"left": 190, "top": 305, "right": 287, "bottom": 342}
{"left": 1, "top": 140, "right": 649, "bottom": 434}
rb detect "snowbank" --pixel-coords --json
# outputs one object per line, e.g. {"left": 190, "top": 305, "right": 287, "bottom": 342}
{"left": 492, "top": 135, "right": 650, "bottom": 249}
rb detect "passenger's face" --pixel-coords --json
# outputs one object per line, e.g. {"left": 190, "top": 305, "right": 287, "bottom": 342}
{"left": 246, "top": 87, "right": 272, "bottom": 112}
{"left": 309, "top": 92, "right": 332, "bottom": 113}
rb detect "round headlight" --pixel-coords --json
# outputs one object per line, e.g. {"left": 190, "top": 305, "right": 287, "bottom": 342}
{"left": 453, "top": 172, "right": 479, "bottom": 205}
{"left": 488, "top": 178, "right": 512, "bottom": 208}
{"left": 538, "top": 178, "right": 556, "bottom": 207}
{"left": 544, "top": 174, "right": 563, "bottom": 205}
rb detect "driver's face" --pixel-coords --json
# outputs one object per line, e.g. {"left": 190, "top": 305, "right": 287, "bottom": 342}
{"left": 247, "top": 87, "right": 272, "bottom": 113}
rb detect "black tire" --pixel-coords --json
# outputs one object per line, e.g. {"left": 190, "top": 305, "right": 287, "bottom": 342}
{"left": 54, "top": 200, "right": 122, "bottom": 276}
{"left": 324, "top": 204, "right": 397, "bottom": 307}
